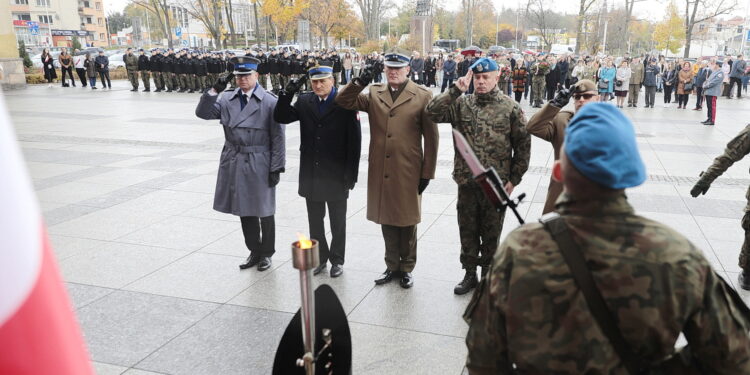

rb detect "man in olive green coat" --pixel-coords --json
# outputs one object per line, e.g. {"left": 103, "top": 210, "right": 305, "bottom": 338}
{"left": 124, "top": 47, "right": 139, "bottom": 92}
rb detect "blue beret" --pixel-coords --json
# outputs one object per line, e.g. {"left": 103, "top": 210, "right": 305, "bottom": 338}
{"left": 469, "top": 57, "right": 498, "bottom": 73}
{"left": 564, "top": 103, "right": 646, "bottom": 189}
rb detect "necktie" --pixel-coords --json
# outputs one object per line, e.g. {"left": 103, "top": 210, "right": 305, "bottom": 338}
{"left": 240, "top": 93, "right": 247, "bottom": 110}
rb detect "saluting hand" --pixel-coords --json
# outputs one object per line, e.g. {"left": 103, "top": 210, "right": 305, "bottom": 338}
{"left": 455, "top": 71, "right": 473, "bottom": 92}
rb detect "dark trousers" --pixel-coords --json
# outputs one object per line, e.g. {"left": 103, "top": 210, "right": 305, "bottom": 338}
{"left": 240, "top": 215, "right": 276, "bottom": 257}
{"left": 61, "top": 66, "right": 75, "bottom": 86}
{"left": 514, "top": 91, "right": 523, "bottom": 102}
{"left": 729, "top": 77, "right": 743, "bottom": 98}
{"left": 440, "top": 78, "right": 454, "bottom": 93}
{"left": 427, "top": 71, "right": 436, "bottom": 87}
{"left": 306, "top": 199, "right": 347, "bottom": 265}
{"left": 706, "top": 95, "right": 717, "bottom": 122}
{"left": 381, "top": 224, "right": 417, "bottom": 273}
{"left": 664, "top": 85, "right": 673, "bottom": 103}
{"left": 645, "top": 86, "right": 656, "bottom": 107}
{"left": 695, "top": 87, "right": 704, "bottom": 108}
{"left": 98, "top": 71, "right": 111, "bottom": 88}
{"left": 75, "top": 68, "right": 87, "bottom": 86}
{"left": 677, "top": 93, "right": 689, "bottom": 107}
{"left": 545, "top": 84, "right": 556, "bottom": 100}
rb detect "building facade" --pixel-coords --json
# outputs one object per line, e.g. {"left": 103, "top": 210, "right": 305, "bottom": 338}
{"left": 9, "top": 0, "right": 107, "bottom": 48}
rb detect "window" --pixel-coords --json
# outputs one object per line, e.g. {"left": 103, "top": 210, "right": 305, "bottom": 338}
{"left": 95, "top": 1, "right": 100, "bottom": 9}
{"left": 15, "top": 13, "right": 31, "bottom": 20}
{"left": 97, "top": 17, "right": 102, "bottom": 25}
{"left": 699, "top": 24, "right": 705, "bottom": 31}
{"left": 35, "top": 0, "right": 49, "bottom": 5}
{"left": 38, "top": 15, "right": 52, "bottom": 23}
{"left": 85, "top": 16, "right": 92, "bottom": 23}
{"left": 82, "top": 0, "right": 89, "bottom": 7}
{"left": 99, "top": 32, "right": 104, "bottom": 40}
{"left": 14, "top": 0, "right": 29, "bottom": 5}
{"left": 738, "top": 26, "right": 744, "bottom": 34}
{"left": 716, "top": 24, "right": 722, "bottom": 32}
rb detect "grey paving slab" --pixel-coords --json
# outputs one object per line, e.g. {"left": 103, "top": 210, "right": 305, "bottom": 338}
{"left": 33, "top": 166, "right": 116, "bottom": 190}
{"left": 91, "top": 361, "right": 128, "bottom": 375}
{"left": 43, "top": 204, "right": 103, "bottom": 226}
{"left": 229, "top": 260, "right": 378, "bottom": 315}
{"left": 75, "top": 186, "right": 157, "bottom": 209}
{"left": 116, "top": 216, "right": 237, "bottom": 251}
{"left": 26, "top": 161, "right": 89, "bottom": 179}
{"left": 37, "top": 181, "right": 124, "bottom": 205}
{"left": 60, "top": 241, "right": 187, "bottom": 289}
{"left": 350, "top": 322, "right": 468, "bottom": 375}
{"left": 77, "top": 290, "right": 218, "bottom": 367}
{"left": 122, "top": 369, "right": 166, "bottom": 375}
{"left": 136, "top": 305, "right": 292, "bottom": 375}
{"left": 78, "top": 168, "right": 171, "bottom": 187}
{"left": 111, "top": 189, "right": 212, "bottom": 216}
{"left": 123, "top": 252, "right": 271, "bottom": 303}
{"left": 349, "top": 277, "right": 471, "bottom": 338}
{"left": 684, "top": 197, "right": 747, "bottom": 219}
{"left": 65, "top": 282, "right": 115, "bottom": 310}
{"left": 49, "top": 234, "right": 110, "bottom": 261}
{"left": 49, "top": 206, "right": 170, "bottom": 241}
{"left": 130, "top": 172, "right": 203, "bottom": 189}
{"left": 131, "top": 157, "right": 204, "bottom": 172}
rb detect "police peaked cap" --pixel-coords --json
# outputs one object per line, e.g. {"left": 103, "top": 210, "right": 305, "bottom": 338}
{"left": 231, "top": 56, "right": 260, "bottom": 75}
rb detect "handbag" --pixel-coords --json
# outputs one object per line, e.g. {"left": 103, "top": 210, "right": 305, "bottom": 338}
{"left": 616, "top": 80, "right": 623, "bottom": 86}
{"left": 598, "top": 79, "right": 609, "bottom": 89}
{"left": 540, "top": 213, "right": 704, "bottom": 375}
{"left": 684, "top": 82, "right": 694, "bottom": 91}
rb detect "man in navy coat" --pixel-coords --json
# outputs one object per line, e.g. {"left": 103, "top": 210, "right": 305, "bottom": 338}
{"left": 274, "top": 64, "right": 362, "bottom": 277}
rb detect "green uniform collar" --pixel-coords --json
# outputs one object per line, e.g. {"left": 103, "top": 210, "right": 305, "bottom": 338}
{"left": 474, "top": 85, "right": 501, "bottom": 105}
{"left": 554, "top": 192, "right": 634, "bottom": 217}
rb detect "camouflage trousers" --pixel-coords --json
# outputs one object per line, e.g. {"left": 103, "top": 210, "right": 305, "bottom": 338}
{"left": 257, "top": 74, "right": 267, "bottom": 89}
{"left": 127, "top": 70, "right": 139, "bottom": 90}
{"left": 152, "top": 72, "right": 163, "bottom": 90}
{"left": 195, "top": 75, "right": 206, "bottom": 91}
{"left": 164, "top": 72, "right": 175, "bottom": 90}
{"left": 280, "top": 74, "right": 290, "bottom": 90}
{"left": 741, "top": 211, "right": 750, "bottom": 270}
{"left": 270, "top": 74, "right": 281, "bottom": 91}
{"left": 140, "top": 71, "right": 151, "bottom": 90}
{"left": 531, "top": 77, "right": 545, "bottom": 102}
{"left": 179, "top": 74, "right": 190, "bottom": 90}
{"left": 207, "top": 73, "right": 217, "bottom": 88}
{"left": 457, "top": 183, "right": 506, "bottom": 270}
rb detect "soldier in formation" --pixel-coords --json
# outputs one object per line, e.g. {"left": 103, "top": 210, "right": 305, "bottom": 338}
{"left": 427, "top": 57, "right": 531, "bottom": 295}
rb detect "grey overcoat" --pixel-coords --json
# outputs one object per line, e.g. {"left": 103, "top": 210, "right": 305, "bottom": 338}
{"left": 196, "top": 85, "right": 285, "bottom": 217}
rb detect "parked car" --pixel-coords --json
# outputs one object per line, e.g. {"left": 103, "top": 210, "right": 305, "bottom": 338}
{"left": 106, "top": 53, "right": 127, "bottom": 69}
{"left": 31, "top": 51, "right": 61, "bottom": 69}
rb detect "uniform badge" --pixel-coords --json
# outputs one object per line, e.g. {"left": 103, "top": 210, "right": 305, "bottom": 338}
{"left": 477, "top": 64, "right": 484, "bottom": 72}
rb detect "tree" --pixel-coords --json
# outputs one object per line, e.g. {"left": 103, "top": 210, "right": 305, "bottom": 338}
{"left": 124, "top": 3, "right": 166, "bottom": 42}
{"left": 653, "top": 1, "right": 685, "bottom": 54}
{"left": 462, "top": 0, "right": 475, "bottom": 45}
{"left": 303, "top": 0, "right": 353, "bottom": 48}
{"left": 525, "top": 0, "right": 564, "bottom": 52}
{"left": 181, "top": 0, "right": 224, "bottom": 48}
{"left": 574, "top": 0, "right": 596, "bottom": 54}
{"left": 18, "top": 41, "right": 32, "bottom": 68}
{"left": 262, "top": 0, "right": 309, "bottom": 42}
{"left": 132, "top": 0, "right": 175, "bottom": 48}
{"left": 72, "top": 36, "right": 82, "bottom": 50}
{"left": 623, "top": 0, "right": 645, "bottom": 52}
{"left": 107, "top": 11, "right": 131, "bottom": 34}
{"left": 355, "top": 0, "right": 387, "bottom": 41}
{"left": 224, "top": 0, "right": 237, "bottom": 48}
{"left": 683, "top": 0, "right": 737, "bottom": 57}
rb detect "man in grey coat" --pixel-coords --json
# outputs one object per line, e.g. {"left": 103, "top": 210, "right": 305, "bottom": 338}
{"left": 196, "top": 56, "right": 285, "bottom": 271}
{"left": 410, "top": 51, "right": 425, "bottom": 85}
{"left": 729, "top": 54, "right": 746, "bottom": 99}
{"left": 702, "top": 59, "right": 725, "bottom": 126}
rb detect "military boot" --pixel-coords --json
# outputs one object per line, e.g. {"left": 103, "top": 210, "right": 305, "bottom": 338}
{"left": 739, "top": 269, "right": 750, "bottom": 291}
{"left": 454, "top": 270, "right": 478, "bottom": 295}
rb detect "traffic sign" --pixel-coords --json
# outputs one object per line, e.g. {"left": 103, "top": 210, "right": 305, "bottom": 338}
{"left": 181, "top": 39, "right": 188, "bottom": 47}
{"left": 174, "top": 27, "right": 182, "bottom": 37}
{"left": 747, "top": 30, "right": 750, "bottom": 42}
{"left": 27, "top": 21, "right": 39, "bottom": 35}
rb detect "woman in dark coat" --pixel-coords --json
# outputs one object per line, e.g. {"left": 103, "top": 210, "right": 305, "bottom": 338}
{"left": 85, "top": 52, "right": 98, "bottom": 89}
{"left": 545, "top": 58, "right": 561, "bottom": 100}
{"left": 41, "top": 48, "right": 56, "bottom": 86}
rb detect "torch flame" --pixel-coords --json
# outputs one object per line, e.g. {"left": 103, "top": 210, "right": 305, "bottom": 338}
{"left": 297, "top": 233, "right": 313, "bottom": 249}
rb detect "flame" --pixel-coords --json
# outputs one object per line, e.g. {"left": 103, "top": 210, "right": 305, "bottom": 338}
{"left": 297, "top": 233, "right": 313, "bottom": 249}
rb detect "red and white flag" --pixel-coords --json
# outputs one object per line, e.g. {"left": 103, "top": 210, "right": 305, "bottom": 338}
{"left": 0, "top": 96, "right": 93, "bottom": 374}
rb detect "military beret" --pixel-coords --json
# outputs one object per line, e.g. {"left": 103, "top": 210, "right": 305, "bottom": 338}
{"left": 564, "top": 103, "right": 646, "bottom": 189}
{"left": 231, "top": 56, "right": 260, "bottom": 75}
{"left": 469, "top": 57, "right": 498, "bottom": 73}
{"left": 572, "top": 79, "right": 597, "bottom": 94}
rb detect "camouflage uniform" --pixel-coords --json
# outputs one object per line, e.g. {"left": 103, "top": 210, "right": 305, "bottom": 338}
{"left": 530, "top": 62, "right": 548, "bottom": 107}
{"left": 427, "top": 85, "right": 531, "bottom": 272}
{"left": 695, "top": 124, "right": 750, "bottom": 271}
{"left": 465, "top": 192, "right": 750, "bottom": 374}
{"left": 124, "top": 52, "right": 139, "bottom": 90}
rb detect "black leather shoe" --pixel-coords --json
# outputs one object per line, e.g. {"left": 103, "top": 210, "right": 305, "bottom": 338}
{"left": 454, "top": 270, "right": 478, "bottom": 295}
{"left": 143, "top": 89, "right": 150, "bottom": 92}
{"left": 374, "top": 270, "right": 396, "bottom": 285}
{"left": 258, "top": 257, "right": 272, "bottom": 271}
{"left": 330, "top": 264, "right": 343, "bottom": 278}
{"left": 239, "top": 255, "right": 260, "bottom": 270}
{"left": 739, "top": 270, "right": 750, "bottom": 291}
{"left": 313, "top": 263, "right": 327, "bottom": 275}
{"left": 703, "top": 121, "right": 715, "bottom": 126}
{"left": 400, "top": 272, "right": 414, "bottom": 289}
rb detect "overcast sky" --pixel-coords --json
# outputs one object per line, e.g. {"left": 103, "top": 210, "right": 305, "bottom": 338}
{"left": 102, "top": 0, "right": 748, "bottom": 25}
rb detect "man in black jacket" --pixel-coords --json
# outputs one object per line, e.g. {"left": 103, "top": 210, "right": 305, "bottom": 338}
{"left": 273, "top": 64, "right": 362, "bottom": 278}
{"left": 137, "top": 49, "right": 151, "bottom": 92}
{"left": 150, "top": 49, "right": 164, "bottom": 92}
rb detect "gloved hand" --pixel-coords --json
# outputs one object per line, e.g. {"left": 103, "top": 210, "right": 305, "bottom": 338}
{"left": 550, "top": 87, "right": 573, "bottom": 108}
{"left": 690, "top": 172, "right": 711, "bottom": 197}
{"left": 353, "top": 65, "right": 374, "bottom": 86}
{"left": 269, "top": 171, "right": 281, "bottom": 187}
{"left": 283, "top": 75, "right": 307, "bottom": 96}
{"left": 418, "top": 178, "right": 430, "bottom": 195}
{"left": 213, "top": 72, "right": 234, "bottom": 93}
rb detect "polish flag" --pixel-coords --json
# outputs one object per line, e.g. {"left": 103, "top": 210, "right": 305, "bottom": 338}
{"left": 0, "top": 96, "right": 93, "bottom": 374}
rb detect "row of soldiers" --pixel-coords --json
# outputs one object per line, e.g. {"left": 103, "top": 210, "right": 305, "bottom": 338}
{"left": 123, "top": 47, "right": 344, "bottom": 94}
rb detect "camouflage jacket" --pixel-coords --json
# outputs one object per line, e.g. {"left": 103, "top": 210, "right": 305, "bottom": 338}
{"left": 464, "top": 193, "right": 750, "bottom": 375}
{"left": 701, "top": 124, "right": 750, "bottom": 211}
{"left": 426, "top": 85, "right": 531, "bottom": 186}
{"left": 124, "top": 53, "right": 138, "bottom": 71}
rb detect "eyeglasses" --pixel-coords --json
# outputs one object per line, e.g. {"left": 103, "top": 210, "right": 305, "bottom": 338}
{"left": 573, "top": 93, "right": 596, "bottom": 100}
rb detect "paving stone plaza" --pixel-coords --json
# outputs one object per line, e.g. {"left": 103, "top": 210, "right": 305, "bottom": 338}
{"left": 7, "top": 81, "right": 750, "bottom": 374}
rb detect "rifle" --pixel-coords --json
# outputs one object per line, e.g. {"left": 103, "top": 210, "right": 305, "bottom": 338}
{"left": 452, "top": 129, "right": 526, "bottom": 224}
